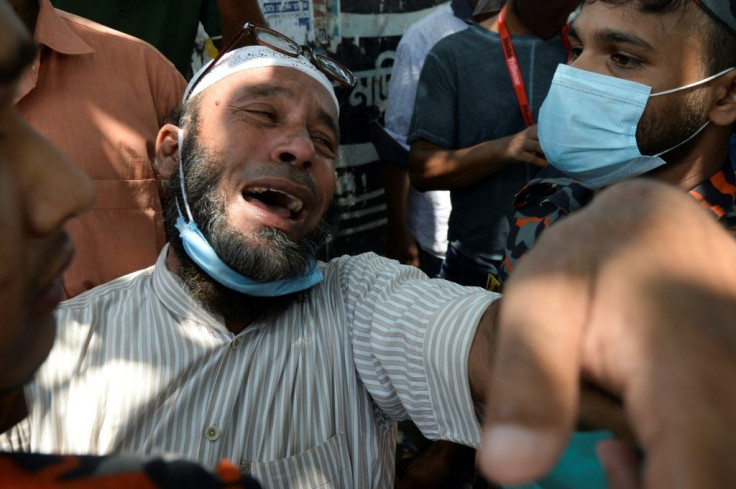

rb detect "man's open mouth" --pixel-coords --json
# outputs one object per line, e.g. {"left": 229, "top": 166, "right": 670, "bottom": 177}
{"left": 242, "top": 187, "right": 305, "bottom": 219}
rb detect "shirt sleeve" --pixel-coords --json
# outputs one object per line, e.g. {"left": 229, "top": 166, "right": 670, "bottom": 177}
{"left": 499, "top": 175, "right": 594, "bottom": 284}
{"left": 406, "top": 41, "right": 460, "bottom": 149}
{"left": 147, "top": 50, "right": 187, "bottom": 126}
{"left": 336, "top": 253, "right": 499, "bottom": 447}
{"left": 383, "top": 34, "right": 426, "bottom": 151}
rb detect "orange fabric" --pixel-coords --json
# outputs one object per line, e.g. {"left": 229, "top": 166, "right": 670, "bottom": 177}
{"left": 516, "top": 216, "right": 543, "bottom": 227}
{"left": 711, "top": 169, "right": 736, "bottom": 197}
{"left": 16, "top": 0, "right": 186, "bottom": 298}
{"left": 216, "top": 460, "right": 245, "bottom": 486}
{"left": 516, "top": 216, "right": 550, "bottom": 228}
{"left": 500, "top": 255, "right": 513, "bottom": 274}
{"left": 690, "top": 188, "right": 725, "bottom": 217}
{"left": 0, "top": 457, "right": 159, "bottom": 489}
{"left": 688, "top": 189, "right": 706, "bottom": 203}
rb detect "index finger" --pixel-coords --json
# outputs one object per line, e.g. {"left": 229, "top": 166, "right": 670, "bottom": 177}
{"left": 478, "top": 219, "right": 595, "bottom": 485}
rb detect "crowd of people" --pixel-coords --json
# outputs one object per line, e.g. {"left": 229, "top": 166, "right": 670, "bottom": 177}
{"left": 2, "top": 0, "right": 736, "bottom": 488}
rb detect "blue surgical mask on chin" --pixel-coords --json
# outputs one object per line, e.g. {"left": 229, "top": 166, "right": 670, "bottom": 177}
{"left": 538, "top": 64, "right": 735, "bottom": 189}
{"left": 173, "top": 129, "right": 323, "bottom": 297}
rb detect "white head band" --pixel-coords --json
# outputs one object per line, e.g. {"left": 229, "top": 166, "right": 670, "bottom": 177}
{"left": 182, "top": 45, "right": 339, "bottom": 112}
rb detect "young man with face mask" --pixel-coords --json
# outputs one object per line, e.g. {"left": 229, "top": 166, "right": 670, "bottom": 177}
{"left": 407, "top": 0, "right": 579, "bottom": 290}
{"left": 483, "top": 0, "right": 736, "bottom": 487}
{"left": 497, "top": 0, "right": 736, "bottom": 283}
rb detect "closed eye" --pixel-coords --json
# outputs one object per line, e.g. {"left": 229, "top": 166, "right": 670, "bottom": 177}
{"left": 247, "top": 110, "right": 276, "bottom": 121}
{"left": 311, "top": 134, "right": 337, "bottom": 157}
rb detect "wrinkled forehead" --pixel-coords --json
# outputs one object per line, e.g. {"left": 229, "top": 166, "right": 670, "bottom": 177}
{"left": 198, "top": 66, "right": 340, "bottom": 134}
{"left": 185, "top": 45, "right": 340, "bottom": 113}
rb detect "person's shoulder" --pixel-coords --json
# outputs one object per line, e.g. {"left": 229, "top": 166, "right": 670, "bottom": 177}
{"left": 322, "top": 252, "right": 423, "bottom": 285}
{"left": 60, "top": 265, "right": 155, "bottom": 312}
{"left": 427, "top": 23, "right": 489, "bottom": 60}
{"left": 55, "top": 9, "right": 177, "bottom": 68}
{"left": 400, "top": 5, "right": 468, "bottom": 48}
{"left": 323, "top": 252, "right": 396, "bottom": 272}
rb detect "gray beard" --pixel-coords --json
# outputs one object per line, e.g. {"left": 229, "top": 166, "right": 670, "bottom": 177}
{"left": 163, "top": 123, "right": 338, "bottom": 325}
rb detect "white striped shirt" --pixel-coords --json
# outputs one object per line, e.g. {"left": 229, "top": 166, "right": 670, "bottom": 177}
{"left": 26, "top": 246, "right": 497, "bottom": 488}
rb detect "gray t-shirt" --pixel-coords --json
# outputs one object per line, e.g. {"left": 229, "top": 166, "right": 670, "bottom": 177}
{"left": 408, "top": 24, "right": 566, "bottom": 280}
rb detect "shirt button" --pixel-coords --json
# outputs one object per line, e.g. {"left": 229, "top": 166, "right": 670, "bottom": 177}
{"left": 231, "top": 338, "right": 241, "bottom": 349}
{"left": 205, "top": 425, "right": 220, "bottom": 441}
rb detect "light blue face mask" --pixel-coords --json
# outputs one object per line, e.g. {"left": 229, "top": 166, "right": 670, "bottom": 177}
{"left": 538, "top": 64, "right": 734, "bottom": 189}
{"left": 173, "top": 129, "right": 323, "bottom": 297}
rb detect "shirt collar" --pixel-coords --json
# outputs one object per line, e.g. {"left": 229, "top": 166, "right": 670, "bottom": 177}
{"left": 515, "top": 158, "right": 736, "bottom": 223}
{"left": 35, "top": 0, "right": 94, "bottom": 56}
{"left": 151, "top": 244, "right": 231, "bottom": 333}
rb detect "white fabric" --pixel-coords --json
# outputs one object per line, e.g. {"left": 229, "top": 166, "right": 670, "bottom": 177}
{"left": 184, "top": 45, "right": 339, "bottom": 111}
{"left": 384, "top": 4, "right": 468, "bottom": 259}
{"left": 26, "top": 246, "right": 497, "bottom": 489}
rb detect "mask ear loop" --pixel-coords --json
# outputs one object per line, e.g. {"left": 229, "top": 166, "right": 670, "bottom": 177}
{"left": 651, "top": 67, "right": 735, "bottom": 97}
{"left": 649, "top": 67, "right": 735, "bottom": 157}
{"left": 177, "top": 129, "right": 195, "bottom": 223}
{"left": 653, "top": 120, "right": 710, "bottom": 157}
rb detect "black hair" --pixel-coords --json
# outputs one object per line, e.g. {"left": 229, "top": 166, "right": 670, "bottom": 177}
{"left": 587, "top": 0, "right": 736, "bottom": 73}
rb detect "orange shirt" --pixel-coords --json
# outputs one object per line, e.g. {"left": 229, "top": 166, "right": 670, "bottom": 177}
{"left": 16, "top": 0, "right": 186, "bottom": 298}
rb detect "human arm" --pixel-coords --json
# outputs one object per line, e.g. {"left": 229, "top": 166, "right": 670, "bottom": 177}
{"left": 382, "top": 161, "right": 420, "bottom": 267}
{"left": 476, "top": 179, "right": 736, "bottom": 488}
{"left": 217, "top": 0, "right": 266, "bottom": 45}
{"left": 378, "top": 34, "right": 431, "bottom": 267}
{"left": 409, "top": 125, "right": 548, "bottom": 191}
{"left": 338, "top": 254, "right": 497, "bottom": 444}
{"left": 405, "top": 40, "right": 547, "bottom": 191}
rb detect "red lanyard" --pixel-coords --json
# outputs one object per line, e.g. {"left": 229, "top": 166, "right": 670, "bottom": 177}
{"left": 498, "top": 6, "right": 535, "bottom": 128}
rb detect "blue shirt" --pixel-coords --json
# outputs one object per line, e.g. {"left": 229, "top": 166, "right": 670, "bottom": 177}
{"left": 408, "top": 25, "right": 566, "bottom": 283}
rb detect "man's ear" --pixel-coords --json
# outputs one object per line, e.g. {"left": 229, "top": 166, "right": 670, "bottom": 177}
{"left": 709, "top": 70, "right": 736, "bottom": 127}
{"left": 154, "top": 123, "right": 181, "bottom": 180}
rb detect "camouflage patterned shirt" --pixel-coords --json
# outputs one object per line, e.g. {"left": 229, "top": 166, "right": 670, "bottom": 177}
{"left": 492, "top": 159, "right": 736, "bottom": 288}
{"left": 0, "top": 452, "right": 262, "bottom": 489}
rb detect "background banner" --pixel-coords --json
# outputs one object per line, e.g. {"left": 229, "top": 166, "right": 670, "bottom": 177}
{"left": 260, "top": 0, "right": 446, "bottom": 257}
